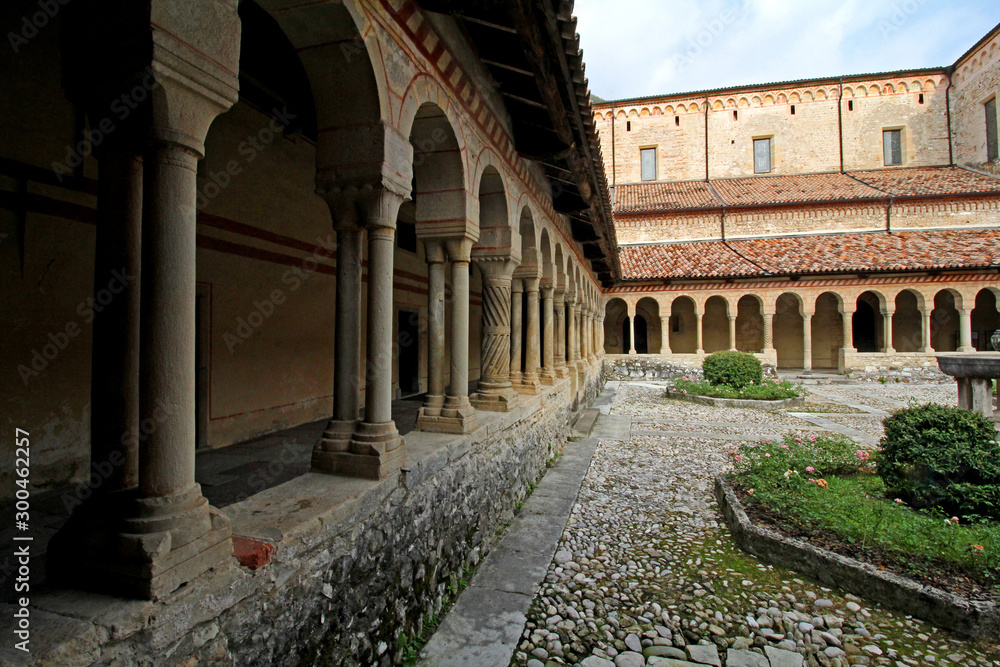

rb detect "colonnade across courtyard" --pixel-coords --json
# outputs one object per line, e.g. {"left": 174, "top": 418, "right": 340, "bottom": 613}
{"left": 604, "top": 283, "right": 1000, "bottom": 371}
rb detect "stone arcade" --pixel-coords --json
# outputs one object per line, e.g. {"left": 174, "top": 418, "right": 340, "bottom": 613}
{"left": 0, "top": 0, "right": 614, "bottom": 663}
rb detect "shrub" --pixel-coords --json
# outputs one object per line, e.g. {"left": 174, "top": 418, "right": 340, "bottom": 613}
{"left": 703, "top": 351, "right": 763, "bottom": 389}
{"left": 672, "top": 377, "right": 801, "bottom": 400}
{"left": 878, "top": 403, "right": 1000, "bottom": 520}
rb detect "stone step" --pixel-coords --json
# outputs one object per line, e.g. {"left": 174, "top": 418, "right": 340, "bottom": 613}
{"left": 571, "top": 408, "right": 600, "bottom": 438}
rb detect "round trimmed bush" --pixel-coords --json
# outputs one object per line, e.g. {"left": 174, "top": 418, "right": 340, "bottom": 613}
{"left": 702, "top": 351, "right": 762, "bottom": 389}
{"left": 878, "top": 403, "right": 1000, "bottom": 520}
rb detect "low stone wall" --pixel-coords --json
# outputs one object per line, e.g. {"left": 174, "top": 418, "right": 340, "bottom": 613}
{"left": 715, "top": 475, "right": 1000, "bottom": 639}
{"left": 843, "top": 352, "right": 949, "bottom": 383}
{"left": 12, "top": 370, "right": 603, "bottom": 666}
{"left": 665, "top": 390, "right": 804, "bottom": 410}
{"left": 602, "top": 354, "right": 703, "bottom": 381}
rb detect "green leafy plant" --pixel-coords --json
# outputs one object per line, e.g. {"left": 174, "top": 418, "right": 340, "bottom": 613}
{"left": 702, "top": 350, "right": 763, "bottom": 388}
{"left": 878, "top": 403, "right": 1000, "bottom": 520}
{"left": 673, "top": 377, "right": 802, "bottom": 400}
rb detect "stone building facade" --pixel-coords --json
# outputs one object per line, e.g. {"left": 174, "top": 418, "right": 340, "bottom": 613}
{"left": 595, "top": 23, "right": 1000, "bottom": 375}
{"left": 0, "top": 0, "right": 614, "bottom": 662}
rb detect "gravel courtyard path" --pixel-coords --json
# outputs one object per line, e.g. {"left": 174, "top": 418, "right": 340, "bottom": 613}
{"left": 512, "top": 381, "right": 1000, "bottom": 667}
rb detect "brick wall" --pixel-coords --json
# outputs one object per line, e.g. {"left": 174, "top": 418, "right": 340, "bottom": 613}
{"left": 952, "top": 30, "right": 1000, "bottom": 173}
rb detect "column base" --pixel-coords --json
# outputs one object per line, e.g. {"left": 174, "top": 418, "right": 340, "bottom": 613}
{"left": 540, "top": 370, "right": 557, "bottom": 386}
{"left": 959, "top": 346, "right": 977, "bottom": 353}
{"left": 311, "top": 418, "right": 358, "bottom": 472}
{"left": 419, "top": 396, "right": 477, "bottom": 434}
{"left": 555, "top": 365, "right": 571, "bottom": 379}
{"left": 415, "top": 394, "right": 446, "bottom": 429}
{"left": 470, "top": 384, "right": 519, "bottom": 412}
{"left": 48, "top": 486, "right": 232, "bottom": 601}
{"left": 514, "top": 377, "right": 541, "bottom": 395}
{"left": 321, "top": 420, "right": 406, "bottom": 479}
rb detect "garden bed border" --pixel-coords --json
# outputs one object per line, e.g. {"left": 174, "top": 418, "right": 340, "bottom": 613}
{"left": 665, "top": 390, "right": 804, "bottom": 410}
{"left": 714, "top": 474, "right": 1000, "bottom": 639}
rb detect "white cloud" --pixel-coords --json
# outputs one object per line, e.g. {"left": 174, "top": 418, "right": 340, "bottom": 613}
{"left": 575, "top": 0, "right": 1000, "bottom": 100}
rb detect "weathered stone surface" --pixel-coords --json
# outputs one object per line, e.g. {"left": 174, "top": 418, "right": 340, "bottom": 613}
{"left": 685, "top": 643, "right": 721, "bottom": 666}
{"left": 765, "top": 645, "right": 805, "bottom": 667}
{"left": 613, "top": 651, "right": 645, "bottom": 667}
{"left": 726, "top": 649, "right": 770, "bottom": 667}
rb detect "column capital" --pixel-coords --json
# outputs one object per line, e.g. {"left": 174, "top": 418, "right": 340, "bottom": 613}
{"left": 554, "top": 287, "right": 566, "bottom": 304}
{"left": 472, "top": 250, "right": 519, "bottom": 284}
{"left": 541, "top": 285, "right": 555, "bottom": 298}
{"left": 359, "top": 187, "right": 407, "bottom": 231}
{"left": 523, "top": 276, "right": 541, "bottom": 293}
{"left": 423, "top": 238, "right": 448, "bottom": 264}
{"left": 445, "top": 236, "right": 475, "bottom": 264}
{"left": 512, "top": 278, "right": 524, "bottom": 293}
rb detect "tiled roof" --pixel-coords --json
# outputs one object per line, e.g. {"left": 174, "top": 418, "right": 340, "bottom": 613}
{"left": 620, "top": 229, "right": 1000, "bottom": 280}
{"left": 847, "top": 167, "right": 1000, "bottom": 197}
{"left": 615, "top": 181, "right": 718, "bottom": 212}
{"left": 710, "top": 173, "right": 882, "bottom": 207}
{"left": 613, "top": 167, "right": 1000, "bottom": 213}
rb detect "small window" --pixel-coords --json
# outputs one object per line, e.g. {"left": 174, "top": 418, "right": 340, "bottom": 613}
{"left": 626, "top": 121, "right": 631, "bottom": 132}
{"left": 918, "top": 93, "right": 925, "bottom": 104}
{"left": 640, "top": 147, "right": 657, "bottom": 181}
{"left": 753, "top": 138, "right": 771, "bottom": 174}
{"left": 790, "top": 105, "right": 796, "bottom": 115}
{"left": 986, "top": 97, "right": 998, "bottom": 162}
{"left": 397, "top": 220, "right": 417, "bottom": 253}
{"left": 674, "top": 116, "right": 680, "bottom": 126}
{"left": 733, "top": 110, "right": 738, "bottom": 120}
{"left": 883, "top": 129, "right": 902, "bottom": 166}
{"left": 848, "top": 100, "right": 854, "bottom": 111}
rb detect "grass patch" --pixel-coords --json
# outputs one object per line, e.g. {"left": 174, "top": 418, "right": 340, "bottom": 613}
{"left": 673, "top": 377, "right": 803, "bottom": 400}
{"left": 731, "top": 433, "right": 1000, "bottom": 596}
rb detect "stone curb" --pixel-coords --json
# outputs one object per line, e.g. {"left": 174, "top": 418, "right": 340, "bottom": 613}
{"left": 714, "top": 474, "right": 1000, "bottom": 639}
{"left": 665, "top": 390, "right": 804, "bottom": 410}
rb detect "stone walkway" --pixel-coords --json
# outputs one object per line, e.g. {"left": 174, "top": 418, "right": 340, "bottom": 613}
{"left": 507, "top": 380, "right": 1000, "bottom": 667}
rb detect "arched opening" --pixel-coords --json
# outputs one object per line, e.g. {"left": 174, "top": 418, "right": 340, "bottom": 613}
{"left": 853, "top": 292, "right": 883, "bottom": 353}
{"left": 812, "top": 293, "right": 843, "bottom": 369}
{"left": 636, "top": 297, "right": 661, "bottom": 353}
{"left": 703, "top": 296, "right": 730, "bottom": 353}
{"left": 736, "top": 295, "right": 764, "bottom": 353}
{"left": 932, "top": 290, "right": 961, "bottom": 352}
{"left": 670, "top": 297, "right": 697, "bottom": 354}
{"left": 774, "top": 293, "right": 804, "bottom": 369}
{"left": 604, "top": 298, "right": 629, "bottom": 353}
{"left": 972, "top": 289, "right": 1000, "bottom": 351}
{"left": 893, "top": 290, "right": 923, "bottom": 353}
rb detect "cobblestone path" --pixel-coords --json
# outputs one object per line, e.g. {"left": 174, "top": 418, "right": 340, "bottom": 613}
{"left": 512, "top": 381, "right": 1000, "bottom": 667}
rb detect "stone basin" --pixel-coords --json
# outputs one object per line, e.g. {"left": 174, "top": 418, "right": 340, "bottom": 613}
{"left": 937, "top": 353, "right": 1000, "bottom": 378}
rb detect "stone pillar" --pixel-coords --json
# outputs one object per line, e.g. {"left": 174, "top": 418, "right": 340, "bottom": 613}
{"left": 628, "top": 303, "right": 637, "bottom": 354}
{"left": 802, "top": 313, "right": 813, "bottom": 373}
{"left": 839, "top": 306, "right": 856, "bottom": 374}
{"left": 519, "top": 277, "right": 542, "bottom": 394}
{"left": 540, "top": 285, "right": 556, "bottom": 384}
{"left": 661, "top": 313, "right": 672, "bottom": 355}
{"left": 695, "top": 305, "right": 705, "bottom": 355}
{"left": 416, "top": 241, "right": 450, "bottom": 427}
{"left": 510, "top": 280, "right": 524, "bottom": 384}
{"left": 590, "top": 310, "right": 600, "bottom": 361}
{"left": 314, "top": 208, "right": 365, "bottom": 469}
{"left": 883, "top": 308, "right": 896, "bottom": 354}
{"left": 89, "top": 146, "right": 143, "bottom": 496}
{"left": 958, "top": 377, "right": 994, "bottom": 418}
{"left": 470, "top": 255, "right": 519, "bottom": 412}
{"left": 347, "top": 189, "right": 408, "bottom": 477}
{"left": 554, "top": 288, "right": 569, "bottom": 377}
{"left": 763, "top": 309, "right": 777, "bottom": 357}
{"left": 433, "top": 237, "right": 477, "bottom": 432}
{"left": 959, "top": 308, "right": 975, "bottom": 352}
{"left": 921, "top": 306, "right": 934, "bottom": 353}
{"left": 567, "top": 292, "right": 579, "bottom": 395}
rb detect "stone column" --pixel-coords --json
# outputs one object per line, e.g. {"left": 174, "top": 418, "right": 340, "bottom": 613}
{"left": 510, "top": 280, "right": 524, "bottom": 384}
{"left": 89, "top": 146, "right": 143, "bottom": 496}
{"left": 540, "top": 285, "right": 556, "bottom": 384}
{"left": 921, "top": 306, "right": 934, "bottom": 353}
{"left": 567, "top": 292, "right": 579, "bottom": 395}
{"left": 470, "top": 255, "right": 519, "bottom": 412}
{"left": 728, "top": 315, "right": 738, "bottom": 351}
{"left": 763, "top": 309, "right": 776, "bottom": 355}
{"left": 803, "top": 313, "right": 813, "bottom": 373}
{"left": 314, "top": 207, "right": 365, "bottom": 469}
{"left": 416, "top": 241, "right": 450, "bottom": 427}
{"left": 590, "top": 309, "right": 600, "bottom": 361}
{"left": 432, "top": 237, "right": 477, "bottom": 432}
{"left": 959, "top": 307, "right": 975, "bottom": 352}
{"left": 840, "top": 306, "right": 856, "bottom": 373}
{"left": 883, "top": 308, "right": 896, "bottom": 354}
{"left": 661, "top": 312, "right": 672, "bottom": 355}
{"left": 628, "top": 303, "right": 637, "bottom": 354}
{"left": 347, "top": 189, "right": 408, "bottom": 477}
{"left": 554, "top": 288, "right": 569, "bottom": 377}
{"left": 695, "top": 305, "right": 705, "bottom": 355}
{"left": 599, "top": 314, "right": 606, "bottom": 357}
{"left": 519, "top": 277, "right": 542, "bottom": 394}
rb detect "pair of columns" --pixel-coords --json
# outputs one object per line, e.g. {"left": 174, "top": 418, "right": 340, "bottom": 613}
{"left": 50, "top": 14, "right": 242, "bottom": 600}
{"left": 510, "top": 278, "right": 566, "bottom": 394}
{"left": 312, "top": 190, "right": 411, "bottom": 476}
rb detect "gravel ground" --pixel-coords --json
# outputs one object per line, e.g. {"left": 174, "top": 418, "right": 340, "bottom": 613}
{"left": 512, "top": 382, "right": 1000, "bottom": 667}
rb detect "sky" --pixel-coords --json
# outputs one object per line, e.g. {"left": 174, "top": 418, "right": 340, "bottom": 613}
{"left": 574, "top": 0, "right": 1000, "bottom": 102}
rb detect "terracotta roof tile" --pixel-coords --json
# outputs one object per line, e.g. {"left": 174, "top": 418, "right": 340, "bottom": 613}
{"left": 847, "top": 166, "right": 1000, "bottom": 197}
{"left": 614, "top": 181, "right": 718, "bottom": 212}
{"left": 620, "top": 229, "right": 1000, "bottom": 280}
{"left": 710, "top": 172, "right": 883, "bottom": 206}
{"left": 612, "top": 167, "right": 1000, "bottom": 213}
